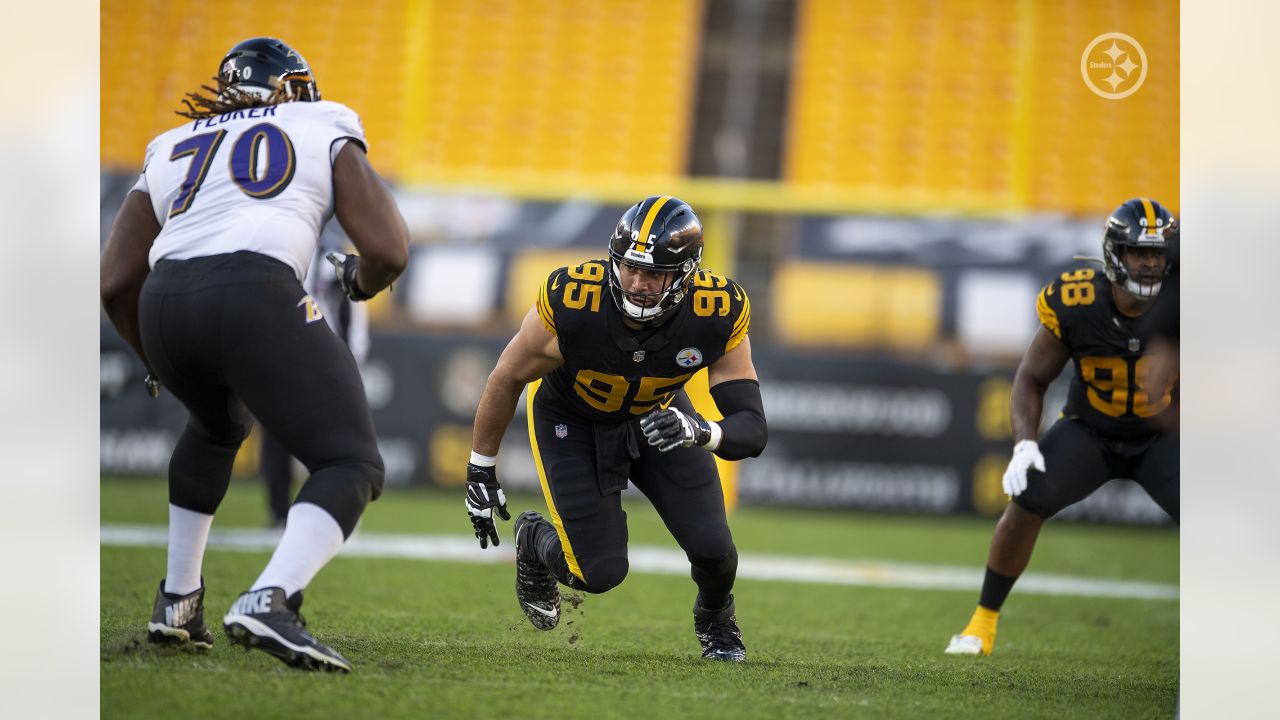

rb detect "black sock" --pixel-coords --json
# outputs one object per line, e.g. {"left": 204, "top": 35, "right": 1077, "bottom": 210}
{"left": 978, "top": 566, "right": 1018, "bottom": 611}
{"left": 691, "top": 547, "right": 738, "bottom": 612}
{"left": 532, "top": 520, "right": 590, "bottom": 590}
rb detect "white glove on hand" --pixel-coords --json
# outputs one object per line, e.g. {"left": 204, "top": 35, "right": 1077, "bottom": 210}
{"left": 1002, "top": 439, "right": 1045, "bottom": 497}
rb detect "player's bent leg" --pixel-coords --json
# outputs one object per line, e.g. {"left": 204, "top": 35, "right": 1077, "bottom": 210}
{"left": 947, "top": 419, "right": 1109, "bottom": 656}
{"left": 946, "top": 503, "right": 1043, "bottom": 656}
{"left": 1134, "top": 431, "right": 1179, "bottom": 523}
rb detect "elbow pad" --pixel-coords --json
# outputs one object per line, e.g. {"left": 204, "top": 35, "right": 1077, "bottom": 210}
{"left": 708, "top": 379, "right": 768, "bottom": 460}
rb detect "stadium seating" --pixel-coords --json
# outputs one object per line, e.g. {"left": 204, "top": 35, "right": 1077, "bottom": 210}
{"left": 101, "top": 0, "right": 410, "bottom": 175}
{"left": 786, "top": 0, "right": 1178, "bottom": 214}
{"left": 771, "top": 261, "right": 941, "bottom": 351}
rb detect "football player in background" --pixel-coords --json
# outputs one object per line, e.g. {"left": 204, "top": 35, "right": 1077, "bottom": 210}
{"left": 100, "top": 37, "right": 408, "bottom": 672}
{"left": 464, "top": 196, "right": 767, "bottom": 661}
{"left": 945, "top": 198, "right": 1179, "bottom": 656}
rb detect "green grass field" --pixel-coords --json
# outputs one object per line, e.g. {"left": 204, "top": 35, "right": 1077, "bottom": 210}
{"left": 101, "top": 476, "right": 1177, "bottom": 719}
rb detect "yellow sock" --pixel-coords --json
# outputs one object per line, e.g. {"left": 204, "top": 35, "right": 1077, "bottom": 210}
{"left": 959, "top": 605, "right": 999, "bottom": 655}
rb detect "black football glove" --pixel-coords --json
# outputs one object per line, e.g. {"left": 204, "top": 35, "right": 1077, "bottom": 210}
{"left": 465, "top": 462, "right": 510, "bottom": 548}
{"left": 639, "top": 407, "right": 713, "bottom": 452}
{"left": 325, "top": 252, "right": 376, "bottom": 302}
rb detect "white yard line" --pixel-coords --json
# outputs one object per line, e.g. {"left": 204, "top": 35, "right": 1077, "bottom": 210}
{"left": 100, "top": 524, "right": 1178, "bottom": 601}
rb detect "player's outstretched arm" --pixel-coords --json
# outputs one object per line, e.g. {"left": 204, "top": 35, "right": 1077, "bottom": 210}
{"left": 1003, "top": 326, "right": 1071, "bottom": 495}
{"left": 1010, "top": 327, "right": 1070, "bottom": 443}
{"left": 101, "top": 190, "right": 161, "bottom": 374}
{"left": 472, "top": 307, "right": 565, "bottom": 456}
{"left": 465, "top": 307, "right": 564, "bottom": 548}
{"left": 332, "top": 143, "right": 409, "bottom": 298}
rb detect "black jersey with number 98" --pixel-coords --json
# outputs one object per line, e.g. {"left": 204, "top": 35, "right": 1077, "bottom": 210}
{"left": 1036, "top": 266, "right": 1176, "bottom": 440}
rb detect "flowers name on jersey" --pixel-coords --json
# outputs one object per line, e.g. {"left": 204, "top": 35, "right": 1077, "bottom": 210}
{"left": 676, "top": 347, "right": 703, "bottom": 368}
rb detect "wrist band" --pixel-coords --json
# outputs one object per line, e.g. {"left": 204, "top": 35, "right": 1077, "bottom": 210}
{"left": 704, "top": 421, "right": 723, "bottom": 452}
{"left": 469, "top": 450, "right": 497, "bottom": 467}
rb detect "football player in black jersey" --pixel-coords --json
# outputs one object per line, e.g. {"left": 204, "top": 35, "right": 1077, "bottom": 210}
{"left": 944, "top": 198, "right": 1179, "bottom": 656}
{"left": 464, "top": 196, "right": 767, "bottom": 661}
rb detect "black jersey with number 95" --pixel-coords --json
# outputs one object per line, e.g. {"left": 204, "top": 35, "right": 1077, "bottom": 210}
{"left": 534, "top": 259, "right": 751, "bottom": 424}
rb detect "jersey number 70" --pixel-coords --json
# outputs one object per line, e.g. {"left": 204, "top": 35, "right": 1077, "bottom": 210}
{"left": 167, "top": 124, "right": 297, "bottom": 218}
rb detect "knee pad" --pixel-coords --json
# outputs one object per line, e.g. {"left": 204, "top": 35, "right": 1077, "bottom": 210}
{"left": 690, "top": 546, "right": 738, "bottom": 578}
{"left": 294, "top": 460, "right": 380, "bottom": 538}
{"left": 578, "top": 555, "right": 629, "bottom": 594}
{"left": 1011, "top": 492, "right": 1055, "bottom": 520}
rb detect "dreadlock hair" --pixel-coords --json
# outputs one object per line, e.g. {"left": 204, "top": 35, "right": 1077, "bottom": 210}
{"left": 176, "top": 77, "right": 291, "bottom": 120}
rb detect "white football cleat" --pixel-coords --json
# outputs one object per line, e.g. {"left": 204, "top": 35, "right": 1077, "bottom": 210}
{"left": 944, "top": 634, "right": 986, "bottom": 655}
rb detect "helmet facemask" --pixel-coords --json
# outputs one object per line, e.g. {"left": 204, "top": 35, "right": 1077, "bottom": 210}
{"left": 608, "top": 257, "right": 700, "bottom": 324}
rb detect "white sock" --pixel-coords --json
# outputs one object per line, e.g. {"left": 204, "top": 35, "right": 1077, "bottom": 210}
{"left": 165, "top": 504, "right": 214, "bottom": 595}
{"left": 250, "top": 502, "right": 346, "bottom": 597}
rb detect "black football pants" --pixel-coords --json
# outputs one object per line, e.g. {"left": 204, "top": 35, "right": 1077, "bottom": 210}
{"left": 525, "top": 381, "right": 738, "bottom": 610}
{"left": 138, "top": 251, "right": 382, "bottom": 537}
{"left": 1013, "top": 417, "right": 1179, "bottom": 522}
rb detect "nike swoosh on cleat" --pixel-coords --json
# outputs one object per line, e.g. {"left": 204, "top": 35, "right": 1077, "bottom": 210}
{"left": 523, "top": 603, "right": 558, "bottom": 619}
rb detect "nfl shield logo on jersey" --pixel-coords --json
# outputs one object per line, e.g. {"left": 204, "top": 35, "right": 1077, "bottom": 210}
{"left": 555, "top": 423, "right": 568, "bottom": 439}
{"left": 1129, "top": 338, "right": 1141, "bottom": 352}
{"left": 676, "top": 347, "right": 703, "bottom": 368}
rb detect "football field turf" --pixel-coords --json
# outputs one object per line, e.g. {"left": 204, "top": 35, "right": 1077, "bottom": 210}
{"left": 101, "top": 476, "right": 1178, "bottom": 719}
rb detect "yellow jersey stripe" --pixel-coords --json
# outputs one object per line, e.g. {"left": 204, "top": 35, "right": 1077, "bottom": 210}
{"left": 536, "top": 278, "right": 556, "bottom": 335}
{"left": 1036, "top": 287, "right": 1061, "bottom": 339}
{"left": 1140, "top": 197, "right": 1156, "bottom": 230}
{"left": 634, "top": 195, "right": 672, "bottom": 252}
{"left": 525, "top": 379, "right": 584, "bottom": 582}
{"left": 727, "top": 290, "right": 751, "bottom": 352}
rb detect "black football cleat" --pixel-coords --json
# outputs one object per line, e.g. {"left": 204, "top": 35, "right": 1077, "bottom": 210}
{"left": 223, "top": 587, "right": 352, "bottom": 673}
{"left": 147, "top": 579, "right": 214, "bottom": 649}
{"left": 514, "top": 511, "right": 561, "bottom": 630}
{"left": 694, "top": 594, "right": 746, "bottom": 662}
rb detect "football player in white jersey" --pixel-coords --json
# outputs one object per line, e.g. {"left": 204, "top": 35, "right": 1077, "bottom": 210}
{"left": 101, "top": 37, "right": 409, "bottom": 673}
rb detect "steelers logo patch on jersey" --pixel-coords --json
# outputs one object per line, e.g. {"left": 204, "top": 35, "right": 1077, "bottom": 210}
{"left": 676, "top": 347, "right": 703, "bottom": 368}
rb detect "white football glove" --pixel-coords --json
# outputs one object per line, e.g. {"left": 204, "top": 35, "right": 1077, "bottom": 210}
{"left": 1002, "top": 439, "right": 1045, "bottom": 497}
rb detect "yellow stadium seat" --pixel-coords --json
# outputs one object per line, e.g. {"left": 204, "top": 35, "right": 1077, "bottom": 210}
{"left": 772, "top": 262, "right": 940, "bottom": 351}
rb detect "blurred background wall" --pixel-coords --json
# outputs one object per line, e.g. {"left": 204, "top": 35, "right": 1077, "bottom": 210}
{"left": 100, "top": 0, "right": 1178, "bottom": 524}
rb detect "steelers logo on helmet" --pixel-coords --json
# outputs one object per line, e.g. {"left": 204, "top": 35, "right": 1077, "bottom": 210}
{"left": 1102, "top": 198, "right": 1176, "bottom": 300}
{"left": 218, "top": 37, "right": 321, "bottom": 103}
{"left": 607, "top": 195, "right": 704, "bottom": 325}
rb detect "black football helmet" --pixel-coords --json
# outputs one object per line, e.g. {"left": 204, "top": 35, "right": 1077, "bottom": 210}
{"left": 218, "top": 37, "right": 319, "bottom": 102}
{"left": 1103, "top": 198, "right": 1177, "bottom": 299}
{"left": 607, "top": 195, "right": 703, "bottom": 324}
